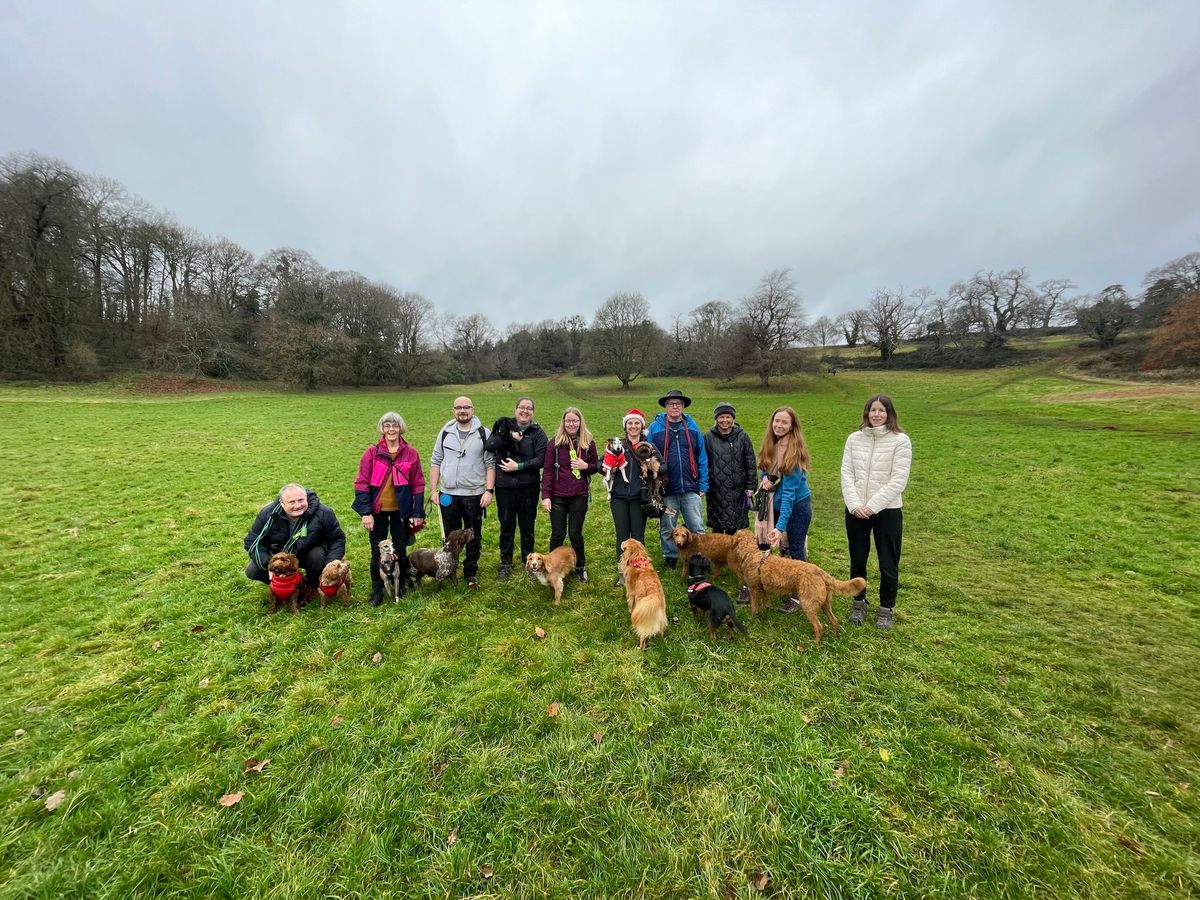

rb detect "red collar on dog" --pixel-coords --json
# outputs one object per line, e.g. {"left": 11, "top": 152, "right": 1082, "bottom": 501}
{"left": 318, "top": 582, "right": 340, "bottom": 597}
{"left": 687, "top": 580, "right": 712, "bottom": 594}
{"left": 629, "top": 556, "right": 651, "bottom": 569}
{"left": 269, "top": 570, "right": 303, "bottom": 597}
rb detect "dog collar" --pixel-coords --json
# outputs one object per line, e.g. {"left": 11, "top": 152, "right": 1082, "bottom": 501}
{"left": 318, "top": 582, "right": 339, "bottom": 597}
{"left": 629, "top": 556, "right": 651, "bottom": 569}
{"left": 687, "top": 580, "right": 712, "bottom": 594}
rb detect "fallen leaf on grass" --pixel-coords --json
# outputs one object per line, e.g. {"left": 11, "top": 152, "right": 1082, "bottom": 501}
{"left": 672, "top": 616, "right": 679, "bottom": 624}
{"left": 795, "top": 644, "right": 807, "bottom": 652}
{"left": 833, "top": 760, "right": 849, "bottom": 778}
{"left": 360, "top": 616, "right": 370, "bottom": 624}
{"left": 801, "top": 714, "right": 813, "bottom": 725}
{"left": 751, "top": 869, "right": 770, "bottom": 891}
{"left": 218, "top": 791, "right": 244, "bottom": 808}
{"left": 481, "top": 864, "right": 493, "bottom": 878}
{"left": 534, "top": 626, "right": 546, "bottom": 639}
{"left": 190, "top": 625, "right": 206, "bottom": 633}
{"left": 547, "top": 702, "right": 560, "bottom": 718}
{"left": 332, "top": 648, "right": 344, "bottom": 661}
{"left": 29, "top": 785, "right": 45, "bottom": 800}
{"left": 244, "top": 757, "right": 271, "bottom": 773}
{"left": 446, "top": 828, "right": 458, "bottom": 846}
{"left": 44, "top": 790, "right": 67, "bottom": 811}
{"left": 1117, "top": 834, "right": 1145, "bottom": 856}
{"left": 14, "top": 728, "right": 26, "bottom": 738}
{"left": 372, "top": 652, "right": 383, "bottom": 665}
{"left": 67, "top": 769, "right": 81, "bottom": 780}
{"left": 1145, "top": 790, "right": 1161, "bottom": 797}
{"left": 66, "top": 527, "right": 79, "bottom": 537}
{"left": 331, "top": 715, "right": 344, "bottom": 728}
{"left": 879, "top": 748, "right": 892, "bottom": 763}
{"left": 151, "top": 641, "right": 162, "bottom": 651}
{"left": 592, "top": 732, "right": 603, "bottom": 745}
{"left": 198, "top": 677, "right": 209, "bottom": 688}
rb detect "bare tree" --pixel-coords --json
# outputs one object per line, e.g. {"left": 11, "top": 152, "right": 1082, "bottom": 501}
{"left": 394, "top": 291, "right": 432, "bottom": 387}
{"left": 1075, "top": 284, "right": 1135, "bottom": 348}
{"left": 837, "top": 309, "right": 866, "bottom": 347}
{"left": 587, "top": 291, "right": 660, "bottom": 388}
{"left": 450, "top": 312, "right": 497, "bottom": 383}
{"left": 1032, "top": 279, "right": 1075, "bottom": 329}
{"left": 864, "top": 288, "right": 925, "bottom": 362}
{"left": 948, "top": 268, "right": 1037, "bottom": 349}
{"left": 807, "top": 314, "right": 838, "bottom": 348}
{"left": 730, "top": 269, "right": 807, "bottom": 386}
{"left": 1141, "top": 251, "right": 1200, "bottom": 327}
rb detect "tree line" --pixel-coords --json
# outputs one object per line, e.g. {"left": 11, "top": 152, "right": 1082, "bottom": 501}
{"left": 3, "top": 153, "right": 1197, "bottom": 386}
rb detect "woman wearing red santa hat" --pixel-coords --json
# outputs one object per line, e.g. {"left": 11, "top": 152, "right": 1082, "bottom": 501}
{"left": 607, "top": 408, "right": 663, "bottom": 586}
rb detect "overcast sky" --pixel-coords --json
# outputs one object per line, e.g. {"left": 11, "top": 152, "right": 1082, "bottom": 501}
{"left": 4, "top": 1, "right": 1199, "bottom": 328}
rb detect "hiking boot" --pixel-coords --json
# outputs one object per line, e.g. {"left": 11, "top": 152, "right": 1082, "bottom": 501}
{"left": 736, "top": 584, "right": 750, "bottom": 605}
{"left": 369, "top": 589, "right": 384, "bottom": 608}
{"left": 778, "top": 597, "right": 801, "bottom": 614}
{"left": 875, "top": 607, "right": 894, "bottom": 630}
{"left": 467, "top": 577, "right": 479, "bottom": 589}
{"left": 664, "top": 557, "right": 678, "bottom": 570}
{"left": 497, "top": 565, "right": 512, "bottom": 583}
{"left": 576, "top": 567, "right": 588, "bottom": 583}
{"left": 849, "top": 597, "right": 868, "bottom": 625}
{"left": 615, "top": 571, "right": 625, "bottom": 587}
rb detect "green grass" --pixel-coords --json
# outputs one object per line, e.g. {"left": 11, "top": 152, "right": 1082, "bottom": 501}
{"left": 1, "top": 368, "right": 1197, "bottom": 898}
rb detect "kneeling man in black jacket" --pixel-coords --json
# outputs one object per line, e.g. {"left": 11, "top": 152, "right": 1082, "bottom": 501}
{"left": 244, "top": 483, "right": 347, "bottom": 595}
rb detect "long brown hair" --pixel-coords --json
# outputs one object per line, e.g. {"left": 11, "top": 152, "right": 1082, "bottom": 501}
{"left": 553, "top": 406, "right": 594, "bottom": 448}
{"left": 757, "top": 406, "right": 809, "bottom": 473}
{"left": 860, "top": 394, "right": 904, "bottom": 433}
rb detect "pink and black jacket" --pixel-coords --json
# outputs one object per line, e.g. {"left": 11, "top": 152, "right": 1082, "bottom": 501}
{"left": 352, "top": 439, "right": 426, "bottom": 517}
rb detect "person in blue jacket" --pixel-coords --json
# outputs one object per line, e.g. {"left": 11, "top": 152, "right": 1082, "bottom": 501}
{"left": 755, "top": 405, "right": 812, "bottom": 613}
{"left": 648, "top": 389, "right": 709, "bottom": 568}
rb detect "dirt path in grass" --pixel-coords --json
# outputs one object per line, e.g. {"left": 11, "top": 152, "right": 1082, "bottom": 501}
{"left": 1041, "top": 385, "right": 1200, "bottom": 403}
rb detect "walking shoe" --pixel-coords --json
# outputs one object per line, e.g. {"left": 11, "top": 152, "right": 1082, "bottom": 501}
{"left": 576, "top": 567, "right": 588, "bottom": 583}
{"left": 497, "top": 565, "right": 512, "bottom": 583}
{"left": 369, "top": 589, "right": 384, "bottom": 608}
{"left": 467, "top": 577, "right": 479, "bottom": 589}
{"left": 736, "top": 584, "right": 750, "bottom": 605}
{"left": 849, "top": 597, "right": 868, "bottom": 625}
{"left": 664, "top": 557, "right": 678, "bottom": 569}
{"left": 778, "top": 597, "right": 802, "bottom": 614}
{"left": 615, "top": 571, "right": 625, "bottom": 587}
{"left": 875, "top": 607, "right": 893, "bottom": 630}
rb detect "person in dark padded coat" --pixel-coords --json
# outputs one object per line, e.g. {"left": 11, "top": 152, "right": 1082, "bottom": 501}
{"left": 485, "top": 397, "right": 548, "bottom": 581}
{"left": 244, "top": 483, "right": 347, "bottom": 593}
{"left": 703, "top": 402, "right": 756, "bottom": 534}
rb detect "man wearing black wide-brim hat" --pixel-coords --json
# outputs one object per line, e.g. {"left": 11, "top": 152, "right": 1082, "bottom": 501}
{"left": 647, "top": 388, "right": 709, "bottom": 567}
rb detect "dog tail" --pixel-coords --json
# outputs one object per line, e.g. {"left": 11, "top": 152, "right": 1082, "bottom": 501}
{"left": 826, "top": 576, "right": 867, "bottom": 596}
{"left": 631, "top": 594, "right": 668, "bottom": 641}
{"left": 729, "top": 607, "right": 749, "bottom": 637}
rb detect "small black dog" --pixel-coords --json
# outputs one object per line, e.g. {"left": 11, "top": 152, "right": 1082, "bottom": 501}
{"left": 686, "top": 553, "right": 748, "bottom": 640}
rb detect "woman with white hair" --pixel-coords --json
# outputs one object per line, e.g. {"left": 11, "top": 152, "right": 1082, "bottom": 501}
{"left": 353, "top": 411, "right": 426, "bottom": 606}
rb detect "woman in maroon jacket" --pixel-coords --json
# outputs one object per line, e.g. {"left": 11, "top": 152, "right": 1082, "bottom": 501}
{"left": 541, "top": 406, "right": 599, "bottom": 583}
{"left": 353, "top": 411, "right": 426, "bottom": 605}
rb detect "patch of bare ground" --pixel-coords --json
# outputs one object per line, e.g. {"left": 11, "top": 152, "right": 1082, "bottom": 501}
{"left": 132, "top": 375, "right": 248, "bottom": 394}
{"left": 1043, "top": 385, "right": 1200, "bottom": 403}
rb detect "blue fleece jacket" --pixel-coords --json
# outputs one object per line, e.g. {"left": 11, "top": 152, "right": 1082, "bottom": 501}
{"left": 649, "top": 412, "right": 709, "bottom": 494}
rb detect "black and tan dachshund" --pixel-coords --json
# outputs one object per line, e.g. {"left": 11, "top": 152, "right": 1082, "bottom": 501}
{"left": 686, "top": 553, "right": 748, "bottom": 640}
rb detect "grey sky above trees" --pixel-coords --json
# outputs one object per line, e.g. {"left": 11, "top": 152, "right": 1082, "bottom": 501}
{"left": 4, "top": 1, "right": 1198, "bottom": 329}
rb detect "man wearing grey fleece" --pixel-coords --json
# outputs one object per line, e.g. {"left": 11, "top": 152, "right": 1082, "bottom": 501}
{"left": 429, "top": 396, "right": 496, "bottom": 588}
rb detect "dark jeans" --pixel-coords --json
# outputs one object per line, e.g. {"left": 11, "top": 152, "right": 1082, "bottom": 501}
{"left": 369, "top": 511, "right": 410, "bottom": 593}
{"left": 549, "top": 494, "right": 589, "bottom": 568}
{"left": 439, "top": 494, "right": 484, "bottom": 579}
{"left": 496, "top": 484, "right": 539, "bottom": 568}
{"left": 845, "top": 507, "right": 903, "bottom": 608}
{"left": 782, "top": 496, "right": 812, "bottom": 561}
{"left": 610, "top": 495, "right": 647, "bottom": 560}
{"left": 245, "top": 544, "right": 328, "bottom": 588}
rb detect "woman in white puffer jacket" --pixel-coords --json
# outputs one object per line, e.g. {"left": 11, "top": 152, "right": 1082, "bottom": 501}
{"left": 840, "top": 394, "right": 912, "bottom": 630}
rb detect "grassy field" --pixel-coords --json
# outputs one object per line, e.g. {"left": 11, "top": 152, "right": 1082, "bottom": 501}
{"left": 1, "top": 366, "right": 1197, "bottom": 898}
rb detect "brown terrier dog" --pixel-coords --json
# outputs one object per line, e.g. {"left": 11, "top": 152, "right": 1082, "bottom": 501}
{"left": 619, "top": 539, "right": 668, "bottom": 651}
{"left": 631, "top": 442, "right": 664, "bottom": 505}
{"left": 671, "top": 526, "right": 736, "bottom": 576}
{"left": 266, "top": 551, "right": 304, "bottom": 614}
{"left": 525, "top": 546, "right": 577, "bottom": 604}
{"left": 318, "top": 559, "right": 352, "bottom": 608}
{"left": 408, "top": 528, "right": 473, "bottom": 589}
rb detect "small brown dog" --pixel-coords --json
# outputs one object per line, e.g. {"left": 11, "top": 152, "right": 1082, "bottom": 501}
{"left": 408, "top": 528, "right": 473, "bottom": 589}
{"left": 318, "top": 559, "right": 352, "bottom": 608}
{"left": 266, "top": 551, "right": 304, "bottom": 614}
{"left": 619, "top": 539, "right": 668, "bottom": 650}
{"left": 671, "top": 527, "right": 736, "bottom": 576}
{"left": 737, "top": 548, "right": 867, "bottom": 643}
{"left": 631, "top": 442, "right": 664, "bottom": 504}
{"left": 525, "top": 546, "right": 577, "bottom": 603}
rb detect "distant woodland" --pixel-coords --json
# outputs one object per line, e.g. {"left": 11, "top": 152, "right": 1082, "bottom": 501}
{"left": 3, "top": 153, "right": 1197, "bottom": 386}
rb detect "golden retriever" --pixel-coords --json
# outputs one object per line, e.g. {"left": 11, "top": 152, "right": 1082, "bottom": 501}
{"left": 525, "top": 546, "right": 577, "bottom": 604}
{"left": 619, "top": 539, "right": 668, "bottom": 650}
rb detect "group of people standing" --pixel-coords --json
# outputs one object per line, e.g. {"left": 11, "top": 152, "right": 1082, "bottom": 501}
{"left": 243, "top": 388, "right": 912, "bottom": 628}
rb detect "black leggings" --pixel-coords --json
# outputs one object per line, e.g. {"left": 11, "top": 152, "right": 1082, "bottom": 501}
{"left": 369, "top": 511, "right": 410, "bottom": 591}
{"left": 549, "top": 495, "right": 589, "bottom": 568}
{"left": 610, "top": 495, "right": 647, "bottom": 559}
{"left": 845, "top": 507, "right": 903, "bottom": 609}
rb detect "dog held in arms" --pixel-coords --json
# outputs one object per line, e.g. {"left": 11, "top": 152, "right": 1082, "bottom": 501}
{"left": 686, "top": 553, "right": 748, "bottom": 639}
{"left": 729, "top": 529, "right": 866, "bottom": 643}
{"left": 631, "top": 441, "right": 665, "bottom": 506}
{"left": 408, "top": 528, "right": 473, "bottom": 589}
{"left": 267, "top": 551, "right": 304, "bottom": 614}
{"left": 619, "top": 538, "right": 668, "bottom": 650}
{"left": 318, "top": 559, "right": 352, "bottom": 607}
{"left": 525, "top": 546, "right": 577, "bottom": 604}
{"left": 601, "top": 437, "right": 629, "bottom": 499}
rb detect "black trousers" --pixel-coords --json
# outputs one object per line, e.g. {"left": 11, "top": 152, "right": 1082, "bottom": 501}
{"left": 549, "top": 495, "right": 589, "bottom": 568}
{"left": 369, "top": 511, "right": 410, "bottom": 593}
{"left": 439, "top": 494, "right": 484, "bottom": 578}
{"left": 245, "top": 545, "right": 328, "bottom": 589}
{"left": 610, "top": 496, "right": 647, "bottom": 560}
{"left": 845, "top": 507, "right": 903, "bottom": 609}
{"left": 496, "top": 484, "right": 539, "bottom": 567}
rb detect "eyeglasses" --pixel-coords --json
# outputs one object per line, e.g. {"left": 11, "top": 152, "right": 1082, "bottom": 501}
{"left": 454, "top": 405, "right": 473, "bottom": 410}
{"left": 516, "top": 405, "right": 534, "bottom": 412}
{"left": 382, "top": 423, "right": 401, "bottom": 429}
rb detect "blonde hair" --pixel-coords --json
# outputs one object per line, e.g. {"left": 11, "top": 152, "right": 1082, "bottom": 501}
{"left": 757, "top": 406, "right": 810, "bottom": 473}
{"left": 553, "top": 406, "right": 593, "bottom": 448}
